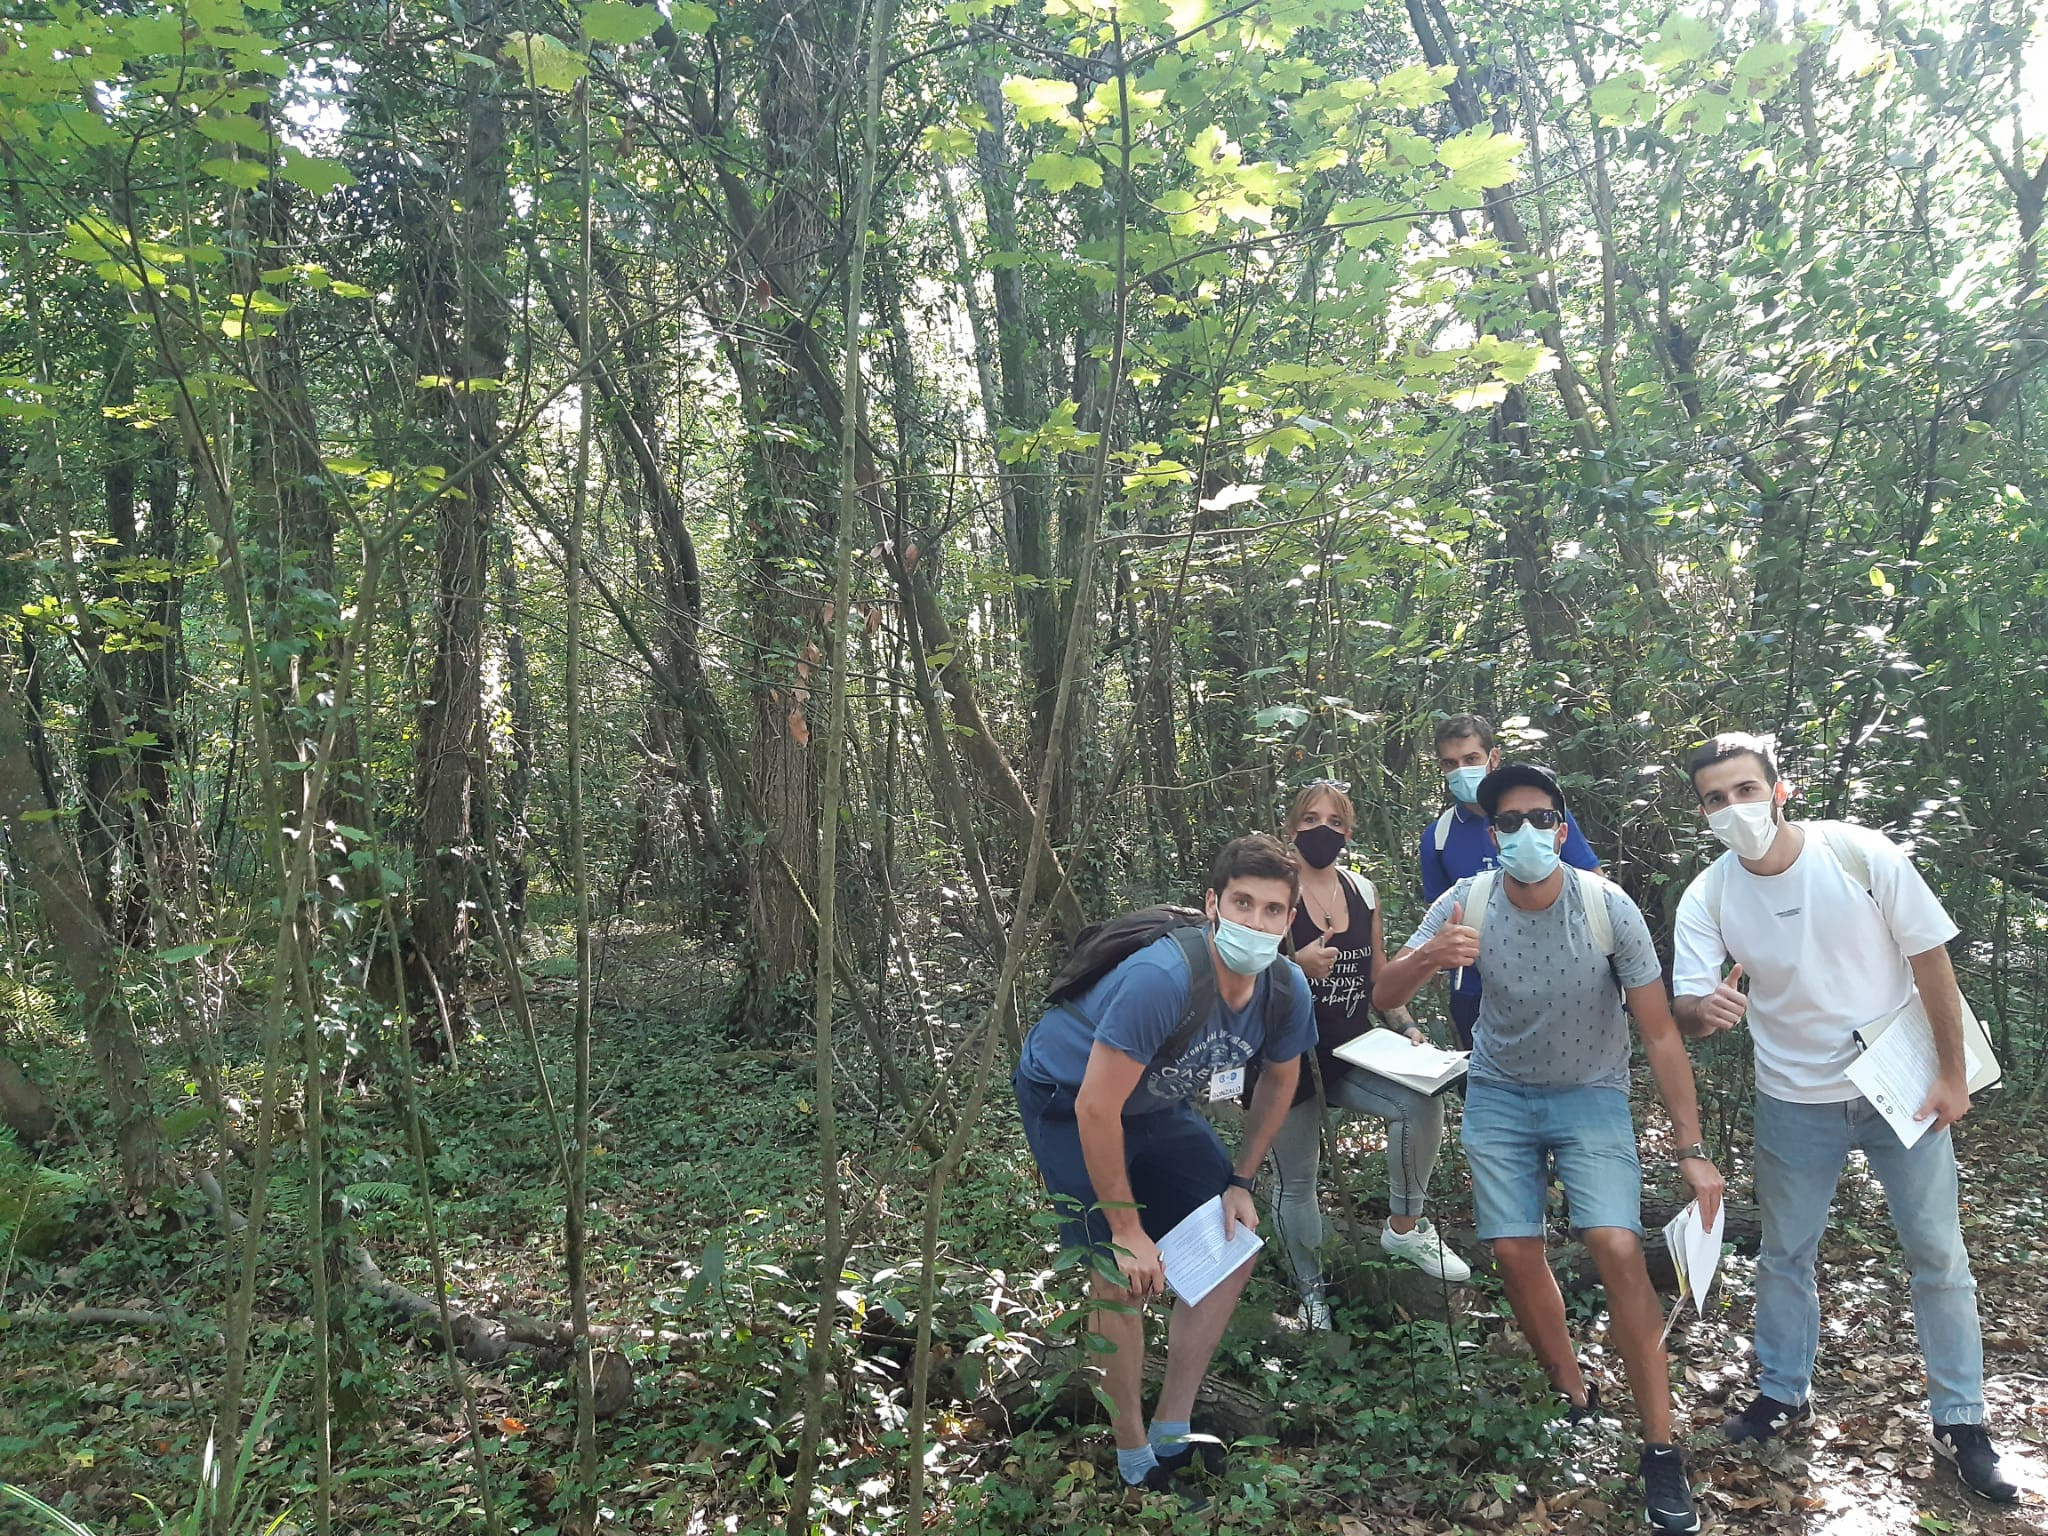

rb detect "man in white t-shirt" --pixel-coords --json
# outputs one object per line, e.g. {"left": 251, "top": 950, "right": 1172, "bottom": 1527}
{"left": 1671, "top": 733, "right": 2016, "bottom": 1503}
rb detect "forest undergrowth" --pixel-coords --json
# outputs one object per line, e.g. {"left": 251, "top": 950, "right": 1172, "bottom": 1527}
{"left": 5, "top": 921, "right": 2048, "bottom": 1536}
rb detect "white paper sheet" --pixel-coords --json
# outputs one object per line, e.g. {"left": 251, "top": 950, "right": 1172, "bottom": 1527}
{"left": 1659, "top": 1198, "right": 1726, "bottom": 1339}
{"left": 1155, "top": 1195, "right": 1264, "bottom": 1308}
{"left": 1845, "top": 1007, "right": 1989, "bottom": 1149}
{"left": 1331, "top": 1030, "right": 1470, "bottom": 1093}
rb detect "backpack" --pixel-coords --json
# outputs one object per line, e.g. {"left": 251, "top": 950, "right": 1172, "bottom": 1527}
{"left": 1463, "top": 866, "right": 1623, "bottom": 996}
{"left": 1432, "top": 806, "right": 1458, "bottom": 852}
{"left": 1045, "top": 905, "right": 1296, "bottom": 1065}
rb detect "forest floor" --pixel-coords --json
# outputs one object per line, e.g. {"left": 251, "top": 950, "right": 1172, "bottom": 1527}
{"left": 6, "top": 919, "right": 2048, "bottom": 1536}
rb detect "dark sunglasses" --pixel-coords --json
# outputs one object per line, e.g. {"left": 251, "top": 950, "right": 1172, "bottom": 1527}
{"left": 1491, "top": 809, "right": 1564, "bottom": 833}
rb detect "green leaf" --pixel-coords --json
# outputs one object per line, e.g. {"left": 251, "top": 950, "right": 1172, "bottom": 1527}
{"left": 1589, "top": 72, "right": 1656, "bottom": 127}
{"left": 1003, "top": 75, "right": 1080, "bottom": 130}
{"left": 1643, "top": 13, "right": 1716, "bottom": 71}
{"left": 1380, "top": 125, "right": 1435, "bottom": 168}
{"left": 1252, "top": 704, "right": 1310, "bottom": 730}
{"left": 193, "top": 113, "right": 275, "bottom": 150}
{"left": 503, "top": 31, "right": 588, "bottom": 92}
{"left": 279, "top": 147, "right": 354, "bottom": 194}
{"left": 1446, "top": 381, "right": 1508, "bottom": 411}
{"left": 1436, "top": 126, "right": 1522, "bottom": 189}
{"left": 1661, "top": 87, "right": 1731, "bottom": 137}
{"left": 582, "top": 1, "right": 661, "bottom": 43}
{"left": 201, "top": 156, "right": 269, "bottom": 190}
{"left": 1375, "top": 62, "right": 1453, "bottom": 110}
{"left": 157, "top": 941, "right": 217, "bottom": 963}
{"left": 1024, "top": 151, "right": 1103, "bottom": 193}
{"left": 920, "top": 124, "right": 977, "bottom": 163}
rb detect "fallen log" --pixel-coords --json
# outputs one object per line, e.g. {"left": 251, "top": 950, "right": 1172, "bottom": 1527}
{"left": 1561, "top": 1199, "right": 1764, "bottom": 1295}
{"left": 0, "top": 1305, "right": 224, "bottom": 1344}
{"left": 974, "top": 1335, "right": 1277, "bottom": 1442}
{"left": 349, "top": 1249, "right": 637, "bottom": 1418}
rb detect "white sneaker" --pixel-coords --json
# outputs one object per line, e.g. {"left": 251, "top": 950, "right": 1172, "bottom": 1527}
{"left": 1380, "top": 1218, "right": 1473, "bottom": 1282}
{"left": 1301, "top": 1293, "right": 1333, "bottom": 1331}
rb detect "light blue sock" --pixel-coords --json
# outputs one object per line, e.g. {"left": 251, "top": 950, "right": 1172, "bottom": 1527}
{"left": 1148, "top": 1418, "right": 1191, "bottom": 1455}
{"left": 1117, "top": 1443, "right": 1160, "bottom": 1485}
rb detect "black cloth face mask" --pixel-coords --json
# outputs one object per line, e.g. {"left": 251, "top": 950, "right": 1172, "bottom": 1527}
{"left": 1294, "top": 823, "right": 1347, "bottom": 870}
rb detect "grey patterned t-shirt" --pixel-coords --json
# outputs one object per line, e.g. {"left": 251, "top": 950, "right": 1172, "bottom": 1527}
{"left": 1405, "top": 872, "right": 1661, "bottom": 1092}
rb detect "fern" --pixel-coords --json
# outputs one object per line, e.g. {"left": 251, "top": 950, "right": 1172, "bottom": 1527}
{"left": 0, "top": 977, "right": 61, "bottom": 1040}
{"left": 0, "top": 1136, "right": 91, "bottom": 1257}
{"left": 343, "top": 1180, "right": 416, "bottom": 1208}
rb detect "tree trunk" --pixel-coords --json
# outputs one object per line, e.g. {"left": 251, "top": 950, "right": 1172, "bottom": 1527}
{"left": 732, "top": 0, "right": 835, "bottom": 1026}
{"left": 0, "top": 1042, "right": 54, "bottom": 1145}
{"left": 408, "top": 76, "right": 511, "bottom": 1053}
{"left": 0, "top": 664, "right": 165, "bottom": 1197}
{"left": 970, "top": 73, "right": 1059, "bottom": 764}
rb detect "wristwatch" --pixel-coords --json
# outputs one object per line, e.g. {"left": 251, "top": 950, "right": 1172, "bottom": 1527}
{"left": 1227, "top": 1172, "right": 1258, "bottom": 1194}
{"left": 1673, "top": 1142, "right": 1710, "bottom": 1164}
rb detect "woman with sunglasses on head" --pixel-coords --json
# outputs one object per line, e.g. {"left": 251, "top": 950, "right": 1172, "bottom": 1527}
{"left": 1266, "top": 779, "right": 1472, "bottom": 1331}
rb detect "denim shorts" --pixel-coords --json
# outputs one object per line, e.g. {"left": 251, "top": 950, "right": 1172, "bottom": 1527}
{"left": 1014, "top": 1072, "right": 1233, "bottom": 1254}
{"left": 1460, "top": 1078, "right": 1642, "bottom": 1240}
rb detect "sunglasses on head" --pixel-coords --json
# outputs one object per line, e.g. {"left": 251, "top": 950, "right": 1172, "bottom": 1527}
{"left": 1303, "top": 777, "right": 1350, "bottom": 792}
{"left": 1491, "top": 808, "right": 1564, "bottom": 833}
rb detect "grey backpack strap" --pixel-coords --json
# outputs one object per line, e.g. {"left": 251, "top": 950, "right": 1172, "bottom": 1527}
{"left": 1158, "top": 925, "right": 1217, "bottom": 1062}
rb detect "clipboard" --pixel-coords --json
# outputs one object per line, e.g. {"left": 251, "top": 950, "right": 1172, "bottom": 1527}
{"left": 1853, "top": 988, "right": 2002, "bottom": 1095}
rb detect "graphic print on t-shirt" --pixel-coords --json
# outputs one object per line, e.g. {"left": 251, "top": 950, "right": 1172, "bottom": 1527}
{"left": 1014, "top": 933, "right": 1317, "bottom": 1109}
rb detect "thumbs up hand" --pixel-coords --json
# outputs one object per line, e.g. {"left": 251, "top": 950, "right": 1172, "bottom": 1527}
{"left": 1701, "top": 961, "right": 1749, "bottom": 1034}
{"left": 1431, "top": 901, "right": 1481, "bottom": 972}
{"left": 1296, "top": 918, "right": 1342, "bottom": 981}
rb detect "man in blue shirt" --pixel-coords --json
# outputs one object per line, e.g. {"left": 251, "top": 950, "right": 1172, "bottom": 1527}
{"left": 1015, "top": 834, "right": 1316, "bottom": 1500}
{"left": 1420, "top": 714, "right": 1599, "bottom": 1046}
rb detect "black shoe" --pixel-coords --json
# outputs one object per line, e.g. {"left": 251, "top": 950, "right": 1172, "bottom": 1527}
{"left": 1640, "top": 1444, "right": 1702, "bottom": 1535}
{"left": 1123, "top": 1459, "right": 1208, "bottom": 1511}
{"left": 1547, "top": 1380, "right": 1606, "bottom": 1436}
{"left": 1723, "top": 1391, "right": 1814, "bottom": 1444}
{"left": 1566, "top": 1381, "right": 1605, "bottom": 1430}
{"left": 1932, "top": 1423, "right": 2019, "bottom": 1503}
{"left": 1154, "top": 1433, "right": 1227, "bottom": 1479}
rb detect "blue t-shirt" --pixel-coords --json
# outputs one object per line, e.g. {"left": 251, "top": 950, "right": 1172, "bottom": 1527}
{"left": 1418, "top": 801, "right": 1599, "bottom": 1005}
{"left": 1017, "top": 934, "right": 1315, "bottom": 1112}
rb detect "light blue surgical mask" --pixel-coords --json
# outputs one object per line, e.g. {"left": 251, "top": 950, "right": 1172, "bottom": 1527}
{"left": 1494, "top": 823, "right": 1562, "bottom": 883}
{"left": 1213, "top": 917, "right": 1283, "bottom": 976}
{"left": 1446, "top": 765, "right": 1488, "bottom": 804}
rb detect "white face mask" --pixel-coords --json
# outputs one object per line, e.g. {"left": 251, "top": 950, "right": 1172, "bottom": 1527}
{"left": 1707, "top": 800, "right": 1780, "bottom": 860}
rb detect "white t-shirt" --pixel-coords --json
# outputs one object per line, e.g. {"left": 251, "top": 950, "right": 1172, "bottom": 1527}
{"left": 1672, "top": 821, "right": 1959, "bottom": 1104}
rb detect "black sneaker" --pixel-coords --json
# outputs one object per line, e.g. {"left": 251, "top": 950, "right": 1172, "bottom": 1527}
{"left": 1932, "top": 1423, "right": 2019, "bottom": 1503}
{"left": 1122, "top": 1460, "right": 1208, "bottom": 1510}
{"left": 1723, "top": 1391, "right": 1814, "bottom": 1444}
{"left": 1154, "top": 1433, "right": 1227, "bottom": 1480}
{"left": 1640, "top": 1444, "right": 1702, "bottom": 1535}
{"left": 1547, "top": 1380, "right": 1607, "bottom": 1437}
{"left": 1566, "top": 1381, "right": 1606, "bottom": 1430}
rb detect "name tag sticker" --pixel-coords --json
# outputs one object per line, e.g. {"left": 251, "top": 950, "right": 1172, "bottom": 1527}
{"left": 1209, "top": 1066, "right": 1246, "bottom": 1102}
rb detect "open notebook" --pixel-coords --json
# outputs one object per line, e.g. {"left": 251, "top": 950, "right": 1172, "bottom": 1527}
{"left": 1331, "top": 1029, "right": 1469, "bottom": 1095}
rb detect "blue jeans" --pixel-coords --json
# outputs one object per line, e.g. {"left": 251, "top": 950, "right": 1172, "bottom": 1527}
{"left": 1752, "top": 1092, "right": 1985, "bottom": 1425}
